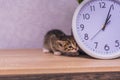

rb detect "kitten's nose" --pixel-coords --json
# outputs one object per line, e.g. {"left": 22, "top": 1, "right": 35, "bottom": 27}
{"left": 75, "top": 47, "right": 78, "bottom": 50}
{"left": 72, "top": 48, "right": 78, "bottom": 53}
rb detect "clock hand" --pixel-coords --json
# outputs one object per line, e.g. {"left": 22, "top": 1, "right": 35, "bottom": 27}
{"left": 102, "top": 6, "right": 112, "bottom": 31}
{"left": 91, "top": 6, "right": 112, "bottom": 40}
{"left": 107, "top": 14, "right": 111, "bottom": 22}
{"left": 91, "top": 15, "right": 111, "bottom": 40}
{"left": 91, "top": 29, "right": 102, "bottom": 40}
{"left": 107, "top": 14, "right": 111, "bottom": 23}
{"left": 102, "top": 14, "right": 111, "bottom": 30}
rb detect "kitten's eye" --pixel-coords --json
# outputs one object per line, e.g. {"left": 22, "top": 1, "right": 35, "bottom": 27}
{"left": 59, "top": 43, "right": 63, "bottom": 47}
{"left": 69, "top": 46, "right": 72, "bottom": 48}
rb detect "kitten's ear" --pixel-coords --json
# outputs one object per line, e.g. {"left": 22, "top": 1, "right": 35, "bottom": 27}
{"left": 77, "top": 0, "right": 83, "bottom": 4}
{"left": 51, "top": 34, "right": 56, "bottom": 38}
{"left": 51, "top": 34, "right": 57, "bottom": 40}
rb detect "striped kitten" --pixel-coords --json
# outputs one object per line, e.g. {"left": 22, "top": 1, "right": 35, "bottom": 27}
{"left": 43, "top": 29, "right": 79, "bottom": 56}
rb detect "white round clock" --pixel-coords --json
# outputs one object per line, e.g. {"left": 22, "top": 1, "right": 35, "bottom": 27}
{"left": 72, "top": 0, "right": 120, "bottom": 59}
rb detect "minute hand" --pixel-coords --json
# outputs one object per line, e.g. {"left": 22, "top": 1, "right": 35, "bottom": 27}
{"left": 102, "top": 6, "right": 112, "bottom": 31}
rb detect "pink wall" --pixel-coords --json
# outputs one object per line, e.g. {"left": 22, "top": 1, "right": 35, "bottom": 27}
{"left": 0, "top": 0, "right": 78, "bottom": 49}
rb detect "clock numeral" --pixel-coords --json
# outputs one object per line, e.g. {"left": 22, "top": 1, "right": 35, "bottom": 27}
{"left": 99, "top": 2, "right": 106, "bottom": 8}
{"left": 104, "top": 44, "right": 110, "bottom": 51}
{"left": 84, "top": 33, "right": 89, "bottom": 40}
{"left": 83, "top": 13, "right": 90, "bottom": 20}
{"left": 80, "top": 24, "right": 84, "bottom": 31}
{"left": 94, "top": 42, "right": 98, "bottom": 49}
{"left": 90, "top": 5, "right": 95, "bottom": 12}
{"left": 115, "top": 40, "right": 119, "bottom": 47}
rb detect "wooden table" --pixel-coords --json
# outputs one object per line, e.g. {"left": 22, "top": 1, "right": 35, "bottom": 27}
{"left": 0, "top": 49, "right": 119, "bottom": 80}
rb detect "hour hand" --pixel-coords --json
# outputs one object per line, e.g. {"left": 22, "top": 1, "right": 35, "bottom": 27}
{"left": 102, "top": 5, "right": 112, "bottom": 31}
{"left": 102, "top": 14, "right": 111, "bottom": 31}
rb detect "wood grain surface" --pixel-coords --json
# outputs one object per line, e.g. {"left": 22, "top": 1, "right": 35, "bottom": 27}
{"left": 0, "top": 49, "right": 119, "bottom": 75}
{"left": 0, "top": 72, "right": 120, "bottom": 80}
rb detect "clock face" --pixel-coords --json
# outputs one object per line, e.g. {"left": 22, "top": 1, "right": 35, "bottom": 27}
{"left": 72, "top": 0, "right": 120, "bottom": 59}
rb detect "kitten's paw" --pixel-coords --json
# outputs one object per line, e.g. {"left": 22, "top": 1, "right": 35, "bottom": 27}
{"left": 64, "top": 52, "right": 79, "bottom": 57}
{"left": 43, "top": 48, "right": 50, "bottom": 53}
{"left": 54, "top": 52, "right": 62, "bottom": 56}
{"left": 71, "top": 52, "right": 79, "bottom": 56}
